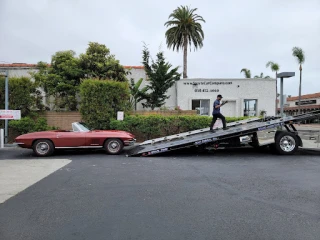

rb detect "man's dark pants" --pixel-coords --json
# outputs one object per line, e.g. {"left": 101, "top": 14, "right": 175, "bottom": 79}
{"left": 210, "top": 113, "right": 227, "bottom": 130}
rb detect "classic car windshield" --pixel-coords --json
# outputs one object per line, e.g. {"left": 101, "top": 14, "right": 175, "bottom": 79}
{"left": 72, "top": 122, "right": 90, "bottom": 132}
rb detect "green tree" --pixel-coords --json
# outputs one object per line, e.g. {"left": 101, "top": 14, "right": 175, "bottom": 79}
{"left": 0, "top": 77, "right": 44, "bottom": 117}
{"left": 266, "top": 61, "right": 280, "bottom": 115}
{"left": 79, "top": 42, "right": 128, "bottom": 81}
{"left": 129, "top": 78, "right": 148, "bottom": 111}
{"left": 254, "top": 72, "right": 270, "bottom": 78}
{"left": 240, "top": 68, "right": 251, "bottom": 78}
{"left": 141, "top": 45, "right": 181, "bottom": 110}
{"left": 164, "top": 5, "right": 205, "bottom": 79}
{"left": 79, "top": 79, "right": 130, "bottom": 129}
{"left": 292, "top": 47, "right": 305, "bottom": 114}
{"left": 32, "top": 50, "right": 83, "bottom": 111}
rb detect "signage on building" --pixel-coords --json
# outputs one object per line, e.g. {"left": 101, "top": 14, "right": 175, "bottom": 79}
{"left": 183, "top": 81, "right": 233, "bottom": 86}
{"left": 0, "top": 110, "right": 21, "bottom": 120}
{"left": 194, "top": 89, "right": 219, "bottom": 93}
{"left": 183, "top": 81, "right": 233, "bottom": 93}
{"left": 295, "top": 100, "right": 316, "bottom": 105}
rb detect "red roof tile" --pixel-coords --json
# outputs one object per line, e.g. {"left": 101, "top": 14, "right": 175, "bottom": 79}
{"left": 123, "top": 66, "right": 144, "bottom": 69}
{"left": 0, "top": 63, "right": 144, "bottom": 69}
{"left": 287, "top": 93, "right": 320, "bottom": 101}
{"left": 277, "top": 104, "right": 320, "bottom": 111}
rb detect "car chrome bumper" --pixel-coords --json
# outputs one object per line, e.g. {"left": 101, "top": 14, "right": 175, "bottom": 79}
{"left": 124, "top": 139, "right": 136, "bottom": 146}
{"left": 15, "top": 142, "right": 26, "bottom": 148}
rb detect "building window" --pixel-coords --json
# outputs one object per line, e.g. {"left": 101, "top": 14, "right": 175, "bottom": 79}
{"left": 244, "top": 99, "right": 257, "bottom": 117}
{"left": 192, "top": 99, "right": 210, "bottom": 116}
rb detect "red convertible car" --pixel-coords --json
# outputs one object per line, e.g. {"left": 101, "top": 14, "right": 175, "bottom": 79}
{"left": 15, "top": 122, "right": 136, "bottom": 157}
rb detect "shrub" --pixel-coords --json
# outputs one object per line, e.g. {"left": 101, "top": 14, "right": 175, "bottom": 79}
{"left": 110, "top": 115, "right": 249, "bottom": 141}
{"left": 0, "top": 77, "right": 44, "bottom": 117}
{"left": 79, "top": 79, "right": 130, "bottom": 129}
{"left": 9, "top": 117, "right": 56, "bottom": 135}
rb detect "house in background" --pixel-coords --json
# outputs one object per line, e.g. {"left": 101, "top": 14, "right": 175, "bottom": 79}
{"left": 0, "top": 63, "right": 277, "bottom": 117}
{"left": 278, "top": 93, "right": 320, "bottom": 116}
{"left": 4, "top": 63, "right": 318, "bottom": 118}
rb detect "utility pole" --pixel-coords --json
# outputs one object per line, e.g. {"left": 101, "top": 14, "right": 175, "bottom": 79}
{"left": 0, "top": 70, "right": 9, "bottom": 144}
{"left": 5, "top": 70, "right": 9, "bottom": 144}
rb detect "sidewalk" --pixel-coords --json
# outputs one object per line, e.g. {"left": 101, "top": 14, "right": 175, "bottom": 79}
{"left": 294, "top": 124, "right": 320, "bottom": 131}
{"left": 0, "top": 159, "right": 72, "bottom": 204}
{"left": 3, "top": 143, "right": 19, "bottom": 147}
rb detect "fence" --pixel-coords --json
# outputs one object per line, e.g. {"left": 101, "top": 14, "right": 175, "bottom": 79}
{"left": 40, "top": 112, "right": 82, "bottom": 130}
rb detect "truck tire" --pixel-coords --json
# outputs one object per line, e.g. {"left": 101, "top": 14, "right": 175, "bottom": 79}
{"left": 274, "top": 132, "right": 298, "bottom": 155}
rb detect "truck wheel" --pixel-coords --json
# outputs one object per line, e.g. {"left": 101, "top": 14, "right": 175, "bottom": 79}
{"left": 104, "top": 139, "right": 123, "bottom": 155}
{"left": 274, "top": 132, "right": 298, "bottom": 155}
{"left": 33, "top": 139, "right": 55, "bottom": 157}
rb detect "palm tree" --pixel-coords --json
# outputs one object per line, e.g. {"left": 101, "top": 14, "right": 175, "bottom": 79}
{"left": 254, "top": 72, "right": 270, "bottom": 78}
{"left": 292, "top": 47, "right": 305, "bottom": 114}
{"left": 266, "top": 61, "right": 280, "bottom": 115}
{"left": 129, "top": 78, "right": 148, "bottom": 111}
{"left": 240, "top": 68, "right": 251, "bottom": 78}
{"left": 164, "top": 5, "right": 205, "bottom": 78}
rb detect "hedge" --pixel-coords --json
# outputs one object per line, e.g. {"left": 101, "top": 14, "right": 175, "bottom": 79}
{"left": 0, "top": 77, "right": 44, "bottom": 117}
{"left": 9, "top": 117, "right": 56, "bottom": 135}
{"left": 110, "top": 115, "right": 249, "bottom": 141}
{"left": 80, "top": 79, "right": 130, "bottom": 130}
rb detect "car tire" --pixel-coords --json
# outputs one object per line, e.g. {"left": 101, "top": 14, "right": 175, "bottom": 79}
{"left": 104, "top": 138, "right": 124, "bottom": 155}
{"left": 274, "top": 132, "right": 298, "bottom": 155}
{"left": 33, "top": 139, "right": 55, "bottom": 157}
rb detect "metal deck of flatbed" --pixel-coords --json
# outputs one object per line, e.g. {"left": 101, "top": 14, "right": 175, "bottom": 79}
{"left": 127, "top": 111, "right": 320, "bottom": 157}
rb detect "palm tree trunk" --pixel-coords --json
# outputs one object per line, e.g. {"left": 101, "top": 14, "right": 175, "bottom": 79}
{"left": 298, "top": 66, "right": 302, "bottom": 114}
{"left": 183, "top": 35, "right": 188, "bottom": 78}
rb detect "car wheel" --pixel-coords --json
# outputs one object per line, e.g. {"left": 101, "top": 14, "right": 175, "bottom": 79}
{"left": 104, "top": 139, "right": 124, "bottom": 155}
{"left": 274, "top": 132, "right": 298, "bottom": 155}
{"left": 33, "top": 139, "right": 55, "bottom": 157}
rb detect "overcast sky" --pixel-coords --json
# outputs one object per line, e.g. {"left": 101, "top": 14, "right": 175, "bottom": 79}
{"left": 1, "top": 0, "right": 319, "bottom": 96}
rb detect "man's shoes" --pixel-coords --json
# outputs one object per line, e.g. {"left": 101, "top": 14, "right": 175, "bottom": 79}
{"left": 223, "top": 127, "right": 229, "bottom": 130}
{"left": 210, "top": 129, "right": 216, "bottom": 133}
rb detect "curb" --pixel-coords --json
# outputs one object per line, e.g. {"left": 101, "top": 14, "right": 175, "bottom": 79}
{"left": 3, "top": 144, "right": 18, "bottom": 148}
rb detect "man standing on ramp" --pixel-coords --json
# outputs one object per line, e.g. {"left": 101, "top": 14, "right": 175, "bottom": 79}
{"left": 209, "top": 94, "right": 229, "bottom": 133}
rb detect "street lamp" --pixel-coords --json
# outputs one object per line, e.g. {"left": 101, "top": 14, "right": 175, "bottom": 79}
{"left": 276, "top": 72, "right": 295, "bottom": 117}
{"left": 0, "top": 70, "right": 9, "bottom": 143}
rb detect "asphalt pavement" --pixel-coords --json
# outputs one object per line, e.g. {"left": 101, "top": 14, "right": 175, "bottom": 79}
{"left": 0, "top": 147, "right": 320, "bottom": 240}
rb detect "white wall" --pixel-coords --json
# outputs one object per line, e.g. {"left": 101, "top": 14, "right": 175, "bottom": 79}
{"left": 173, "top": 78, "right": 276, "bottom": 117}
{"left": 6, "top": 68, "right": 34, "bottom": 78}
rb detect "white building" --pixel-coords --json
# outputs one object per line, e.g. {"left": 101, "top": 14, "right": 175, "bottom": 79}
{"left": 154, "top": 78, "right": 276, "bottom": 117}
{"left": 1, "top": 63, "right": 276, "bottom": 117}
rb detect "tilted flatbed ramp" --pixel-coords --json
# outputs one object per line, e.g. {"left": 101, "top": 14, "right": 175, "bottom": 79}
{"left": 127, "top": 111, "right": 320, "bottom": 157}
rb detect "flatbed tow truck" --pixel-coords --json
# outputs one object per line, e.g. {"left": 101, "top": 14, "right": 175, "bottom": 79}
{"left": 127, "top": 110, "right": 320, "bottom": 157}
